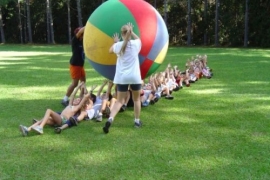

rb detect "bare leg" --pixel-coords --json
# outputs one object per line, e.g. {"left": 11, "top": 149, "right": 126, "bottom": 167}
{"left": 132, "top": 90, "right": 141, "bottom": 119}
{"left": 109, "top": 91, "right": 126, "bottom": 119}
{"left": 109, "top": 98, "right": 117, "bottom": 111}
{"left": 77, "top": 111, "right": 87, "bottom": 122}
{"left": 38, "top": 109, "right": 62, "bottom": 128}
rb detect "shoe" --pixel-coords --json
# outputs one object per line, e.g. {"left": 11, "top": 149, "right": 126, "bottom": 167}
{"left": 61, "top": 100, "right": 69, "bottom": 107}
{"left": 165, "top": 95, "right": 174, "bottom": 100}
{"left": 150, "top": 100, "right": 155, "bottom": 105}
{"left": 54, "top": 127, "right": 62, "bottom": 134}
{"left": 119, "top": 105, "right": 126, "bottom": 112}
{"left": 134, "top": 120, "right": 142, "bottom": 128}
{"left": 32, "top": 119, "right": 38, "bottom": 124}
{"left": 173, "top": 86, "right": 180, "bottom": 91}
{"left": 161, "top": 93, "right": 166, "bottom": 97}
{"left": 32, "top": 126, "right": 43, "bottom": 134}
{"left": 142, "top": 101, "right": 149, "bottom": 107}
{"left": 19, "top": 125, "right": 28, "bottom": 137}
{"left": 96, "top": 113, "right": 103, "bottom": 122}
{"left": 103, "top": 121, "right": 111, "bottom": 134}
{"left": 154, "top": 97, "right": 159, "bottom": 103}
{"left": 69, "top": 116, "right": 78, "bottom": 126}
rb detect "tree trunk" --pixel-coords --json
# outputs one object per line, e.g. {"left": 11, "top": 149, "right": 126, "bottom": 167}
{"left": 26, "top": 0, "right": 32, "bottom": 43}
{"left": 49, "top": 1, "right": 55, "bottom": 44}
{"left": 163, "top": 0, "right": 167, "bottom": 25}
{"left": 215, "top": 0, "right": 219, "bottom": 46}
{"left": 0, "top": 6, "right": 5, "bottom": 44}
{"left": 244, "top": 0, "right": 249, "bottom": 47}
{"left": 76, "top": 0, "right": 83, "bottom": 27}
{"left": 18, "top": 1, "right": 23, "bottom": 44}
{"left": 67, "top": 0, "right": 71, "bottom": 44}
{"left": 46, "top": 0, "right": 50, "bottom": 43}
{"left": 187, "top": 0, "right": 191, "bottom": 46}
{"left": 24, "top": 2, "right": 27, "bottom": 43}
{"left": 203, "top": 0, "right": 208, "bottom": 45}
{"left": 0, "top": 6, "right": 6, "bottom": 43}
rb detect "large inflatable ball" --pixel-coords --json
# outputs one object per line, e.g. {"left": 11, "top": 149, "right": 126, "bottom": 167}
{"left": 84, "top": 0, "right": 169, "bottom": 80}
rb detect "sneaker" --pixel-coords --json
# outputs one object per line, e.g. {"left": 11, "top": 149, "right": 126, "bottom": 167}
{"left": 165, "top": 95, "right": 174, "bottom": 100}
{"left": 96, "top": 113, "right": 103, "bottom": 122}
{"left": 54, "top": 127, "right": 62, "bottom": 134}
{"left": 150, "top": 100, "right": 155, "bottom": 105}
{"left": 134, "top": 121, "right": 142, "bottom": 128}
{"left": 173, "top": 86, "right": 180, "bottom": 91}
{"left": 103, "top": 121, "right": 111, "bottom": 134}
{"left": 32, "top": 126, "right": 43, "bottom": 134}
{"left": 69, "top": 116, "right": 78, "bottom": 126}
{"left": 32, "top": 119, "right": 38, "bottom": 124}
{"left": 19, "top": 125, "right": 28, "bottom": 137}
{"left": 142, "top": 101, "right": 149, "bottom": 107}
{"left": 119, "top": 105, "right": 126, "bottom": 112}
{"left": 154, "top": 97, "right": 159, "bottom": 103}
{"left": 61, "top": 100, "right": 69, "bottom": 107}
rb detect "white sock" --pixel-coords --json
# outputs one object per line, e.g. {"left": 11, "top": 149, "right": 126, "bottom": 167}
{"left": 146, "top": 99, "right": 150, "bottom": 103}
{"left": 134, "top": 119, "right": 140, "bottom": 123}
{"left": 63, "top": 96, "right": 69, "bottom": 101}
{"left": 108, "top": 117, "right": 114, "bottom": 122}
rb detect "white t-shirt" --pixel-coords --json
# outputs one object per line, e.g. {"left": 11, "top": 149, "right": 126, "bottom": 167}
{"left": 112, "top": 39, "right": 142, "bottom": 84}
{"left": 87, "top": 96, "right": 102, "bottom": 120}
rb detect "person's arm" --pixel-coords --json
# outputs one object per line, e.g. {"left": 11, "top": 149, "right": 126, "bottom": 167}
{"left": 106, "top": 81, "right": 114, "bottom": 99}
{"left": 150, "top": 75, "right": 156, "bottom": 92}
{"left": 79, "top": 82, "right": 88, "bottom": 99}
{"left": 127, "top": 22, "right": 139, "bottom": 40}
{"left": 76, "top": 27, "right": 85, "bottom": 39}
{"left": 97, "top": 80, "right": 108, "bottom": 97}
{"left": 73, "top": 84, "right": 96, "bottom": 113}
{"left": 109, "top": 33, "right": 120, "bottom": 53}
{"left": 69, "top": 82, "right": 84, "bottom": 106}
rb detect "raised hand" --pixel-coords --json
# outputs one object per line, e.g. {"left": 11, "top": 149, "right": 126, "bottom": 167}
{"left": 127, "top": 22, "right": 134, "bottom": 32}
{"left": 112, "top": 33, "right": 120, "bottom": 43}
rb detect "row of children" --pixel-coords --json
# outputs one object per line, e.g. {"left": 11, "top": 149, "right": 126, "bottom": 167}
{"left": 19, "top": 54, "right": 213, "bottom": 136}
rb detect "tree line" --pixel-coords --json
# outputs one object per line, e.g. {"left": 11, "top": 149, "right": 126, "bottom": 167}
{"left": 0, "top": 0, "right": 269, "bottom": 47}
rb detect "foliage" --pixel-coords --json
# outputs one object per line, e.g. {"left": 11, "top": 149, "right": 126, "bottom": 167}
{"left": 0, "top": 45, "right": 270, "bottom": 179}
{"left": 0, "top": 0, "right": 270, "bottom": 46}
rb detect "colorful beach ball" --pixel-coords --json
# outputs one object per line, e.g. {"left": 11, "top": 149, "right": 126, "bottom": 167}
{"left": 83, "top": 0, "right": 169, "bottom": 80}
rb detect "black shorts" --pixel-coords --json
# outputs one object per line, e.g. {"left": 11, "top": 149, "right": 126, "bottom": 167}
{"left": 117, "top": 84, "right": 141, "bottom": 92}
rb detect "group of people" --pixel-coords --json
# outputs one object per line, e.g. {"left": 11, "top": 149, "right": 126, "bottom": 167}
{"left": 19, "top": 22, "right": 213, "bottom": 137}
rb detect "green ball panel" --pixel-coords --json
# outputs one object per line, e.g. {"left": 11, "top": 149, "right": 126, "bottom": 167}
{"left": 88, "top": 0, "right": 140, "bottom": 37}
{"left": 146, "top": 62, "right": 161, "bottom": 78}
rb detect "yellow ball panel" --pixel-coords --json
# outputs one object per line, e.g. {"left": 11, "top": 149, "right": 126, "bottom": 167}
{"left": 84, "top": 22, "right": 116, "bottom": 65}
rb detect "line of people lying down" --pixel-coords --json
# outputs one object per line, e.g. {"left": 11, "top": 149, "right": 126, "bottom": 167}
{"left": 19, "top": 54, "right": 213, "bottom": 136}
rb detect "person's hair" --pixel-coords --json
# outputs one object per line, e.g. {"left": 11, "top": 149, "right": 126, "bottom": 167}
{"left": 119, "top": 25, "right": 131, "bottom": 56}
{"left": 80, "top": 98, "right": 90, "bottom": 111}
{"left": 90, "top": 93, "right": 96, "bottom": 104}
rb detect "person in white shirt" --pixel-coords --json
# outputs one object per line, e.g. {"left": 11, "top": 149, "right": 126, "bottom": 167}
{"left": 103, "top": 22, "right": 142, "bottom": 134}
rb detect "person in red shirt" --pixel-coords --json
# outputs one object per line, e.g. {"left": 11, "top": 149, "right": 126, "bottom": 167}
{"left": 61, "top": 27, "right": 86, "bottom": 106}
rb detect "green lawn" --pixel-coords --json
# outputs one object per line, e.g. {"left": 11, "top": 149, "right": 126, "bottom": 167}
{"left": 0, "top": 45, "right": 270, "bottom": 180}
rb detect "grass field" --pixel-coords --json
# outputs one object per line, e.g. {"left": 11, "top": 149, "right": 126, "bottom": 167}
{"left": 0, "top": 45, "right": 270, "bottom": 180}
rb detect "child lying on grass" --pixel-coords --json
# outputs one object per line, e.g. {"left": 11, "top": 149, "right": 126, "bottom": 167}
{"left": 54, "top": 80, "right": 113, "bottom": 134}
{"left": 19, "top": 82, "right": 91, "bottom": 136}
